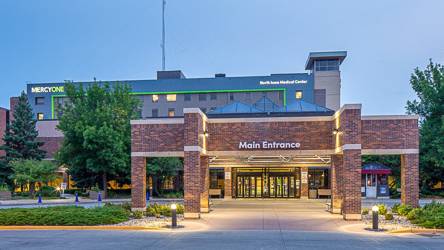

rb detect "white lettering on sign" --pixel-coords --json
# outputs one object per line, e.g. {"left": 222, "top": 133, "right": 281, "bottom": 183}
{"left": 259, "top": 80, "right": 307, "bottom": 85}
{"left": 238, "top": 141, "right": 301, "bottom": 150}
{"left": 31, "top": 86, "right": 65, "bottom": 93}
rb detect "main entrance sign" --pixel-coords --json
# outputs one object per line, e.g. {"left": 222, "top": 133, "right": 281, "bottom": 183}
{"left": 239, "top": 141, "right": 301, "bottom": 150}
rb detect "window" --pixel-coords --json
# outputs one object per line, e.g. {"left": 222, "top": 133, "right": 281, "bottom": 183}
{"left": 199, "top": 93, "right": 207, "bottom": 101}
{"left": 278, "top": 91, "right": 283, "bottom": 101}
{"left": 184, "top": 94, "right": 191, "bottom": 101}
{"left": 37, "top": 113, "right": 44, "bottom": 120}
{"left": 210, "top": 93, "right": 217, "bottom": 100}
{"left": 229, "top": 93, "right": 234, "bottom": 101}
{"left": 295, "top": 91, "right": 303, "bottom": 99}
{"left": 166, "top": 94, "right": 176, "bottom": 102}
{"left": 210, "top": 107, "right": 216, "bottom": 112}
{"left": 308, "top": 169, "right": 329, "bottom": 190}
{"left": 315, "top": 59, "right": 339, "bottom": 71}
{"left": 152, "top": 109, "right": 158, "bottom": 117}
{"left": 35, "top": 97, "right": 45, "bottom": 105}
{"left": 168, "top": 108, "right": 175, "bottom": 117}
{"left": 152, "top": 94, "right": 159, "bottom": 103}
{"left": 314, "top": 89, "right": 326, "bottom": 107}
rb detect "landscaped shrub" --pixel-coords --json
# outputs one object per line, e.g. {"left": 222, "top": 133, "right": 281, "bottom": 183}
{"left": 39, "top": 186, "right": 57, "bottom": 197}
{"left": 0, "top": 205, "right": 130, "bottom": 225}
{"left": 146, "top": 203, "right": 184, "bottom": 217}
{"left": 397, "top": 204, "right": 413, "bottom": 216}
{"left": 361, "top": 208, "right": 369, "bottom": 215}
{"left": 385, "top": 213, "right": 394, "bottom": 220}
{"left": 376, "top": 204, "right": 387, "bottom": 215}
{"left": 406, "top": 208, "right": 422, "bottom": 220}
{"left": 132, "top": 210, "right": 144, "bottom": 219}
{"left": 407, "top": 202, "right": 444, "bottom": 229}
{"left": 391, "top": 203, "right": 400, "bottom": 214}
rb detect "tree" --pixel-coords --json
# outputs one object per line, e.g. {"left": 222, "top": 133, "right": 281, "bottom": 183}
{"left": 0, "top": 91, "right": 46, "bottom": 189}
{"left": 406, "top": 60, "right": 444, "bottom": 191}
{"left": 147, "top": 157, "right": 183, "bottom": 196}
{"left": 56, "top": 82, "right": 140, "bottom": 197}
{"left": 11, "top": 160, "right": 58, "bottom": 197}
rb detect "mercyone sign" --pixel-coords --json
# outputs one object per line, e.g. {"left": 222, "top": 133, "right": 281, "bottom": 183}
{"left": 31, "top": 86, "right": 64, "bottom": 93}
{"left": 239, "top": 141, "right": 301, "bottom": 150}
{"left": 259, "top": 80, "right": 307, "bottom": 85}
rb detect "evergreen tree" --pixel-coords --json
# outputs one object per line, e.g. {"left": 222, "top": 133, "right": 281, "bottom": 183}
{"left": 406, "top": 60, "right": 444, "bottom": 191}
{"left": 0, "top": 91, "right": 46, "bottom": 189}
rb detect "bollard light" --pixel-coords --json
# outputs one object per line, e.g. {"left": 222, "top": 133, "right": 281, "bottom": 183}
{"left": 98, "top": 192, "right": 102, "bottom": 208}
{"left": 37, "top": 194, "right": 42, "bottom": 206}
{"left": 75, "top": 192, "right": 79, "bottom": 207}
{"left": 171, "top": 203, "right": 177, "bottom": 228}
{"left": 372, "top": 205, "right": 379, "bottom": 230}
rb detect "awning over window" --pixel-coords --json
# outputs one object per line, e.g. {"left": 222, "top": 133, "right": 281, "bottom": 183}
{"left": 361, "top": 162, "right": 392, "bottom": 175}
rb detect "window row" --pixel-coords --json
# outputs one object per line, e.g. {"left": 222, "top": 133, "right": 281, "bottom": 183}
{"left": 315, "top": 59, "right": 339, "bottom": 71}
{"left": 150, "top": 92, "right": 283, "bottom": 103}
{"left": 152, "top": 93, "right": 219, "bottom": 103}
{"left": 151, "top": 107, "right": 217, "bottom": 117}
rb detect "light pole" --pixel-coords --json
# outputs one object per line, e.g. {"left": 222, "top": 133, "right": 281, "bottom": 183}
{"left": 171, "top": 203, "right": 177, "bottom": 228}
{"left": 372, "top": 205, "right": 379, "bottom": 230}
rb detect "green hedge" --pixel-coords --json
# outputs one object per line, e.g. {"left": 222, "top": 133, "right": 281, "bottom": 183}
{"left": 407, "top": 202, "right": 444, "bottom": 229}
{"left": 0, "top": 205, "right": 130, "bottom": 226}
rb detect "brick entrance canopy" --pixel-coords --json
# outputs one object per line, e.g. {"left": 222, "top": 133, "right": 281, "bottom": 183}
{"left": 130, "top": 104, "right": 419, "bottom": 220}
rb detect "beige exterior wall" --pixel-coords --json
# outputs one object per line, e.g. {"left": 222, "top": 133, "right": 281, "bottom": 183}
{"left": 314, "top": 70, "right": 341, "bottom": 110}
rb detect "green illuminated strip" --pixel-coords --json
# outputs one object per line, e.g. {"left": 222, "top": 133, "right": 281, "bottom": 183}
{"left": 51, "top": 88, "right": 287, "bottom": 119}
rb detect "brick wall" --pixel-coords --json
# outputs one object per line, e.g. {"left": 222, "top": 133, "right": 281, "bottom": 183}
{"left": 207, "top": 120, "right": 333, "bottom": 151}
{"left": 341, "top": 149, "right": 362, "bottom": 218}
{"left": 331, "top": 154, "right": 343, "bottom": 213}
{"left": 362, "top": 119, "right": 419, "bottom": 149}
{"left": 37, "top": 137, "right": 63, "bottom": 159}
{"left": 401, "top": 154, "right": 419, "bottom": 207}
{"left": 183, "top": 151, "right": 202, "bottom": 216}
{"left": 131, "top": 123, "right": 184, "bottom": 152}
{"left": 131, "top": 156, "right": 146, "bottom": 210}
{"left": 9, "top": 97, "right": 19, "bottom": 123}
{"left": 0, "top": 108, "right": 8, "bottom": 156}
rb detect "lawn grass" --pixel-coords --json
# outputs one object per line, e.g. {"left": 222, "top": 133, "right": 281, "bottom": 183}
{"left": 0, "top": 205, "right": 130, "bottom": 226}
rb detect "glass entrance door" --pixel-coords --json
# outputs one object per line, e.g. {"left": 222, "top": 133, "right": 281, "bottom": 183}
{"left": 234, "top": 168, "right": 300, "bottom": 199}
{"left": 268, "top": 176, "right": 293, "bottom": 198}
{"left": 236, "top": 175, "right": 262, "bottom": 198}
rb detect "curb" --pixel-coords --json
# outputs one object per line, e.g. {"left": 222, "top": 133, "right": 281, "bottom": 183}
{"left": 0, "top": 226, "right": 163, "bottom": 231}
{"left": 389, "top": 228, "right": 444, "bottom": 234}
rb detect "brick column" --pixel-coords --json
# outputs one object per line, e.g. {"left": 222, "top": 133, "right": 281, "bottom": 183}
{"left": 331, "top": 154, "right": 343, "bottom": 214}
{"left": 401, "top": 154, "right": 419, "bottom": 208}
{"left": 200, "top": 156, "right": 210, "bottom": 213}
{"left": 224, "top": 167, "right": 232, "bottom": 199}
{"left": 131, "top": 156, "right": 146, "bottom": 211}
{"left": 342, "top": 149, "right": 362, "bottom": 220}
{"left": 300, "top": 167, "right": 309, "bottom": 198}
{"left": 184, "top": 151, "right": 202, "bottom": 218}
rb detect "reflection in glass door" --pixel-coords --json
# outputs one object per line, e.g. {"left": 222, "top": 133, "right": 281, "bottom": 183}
{"left": 234, "top": 168, "right": 301, "bottom": 199}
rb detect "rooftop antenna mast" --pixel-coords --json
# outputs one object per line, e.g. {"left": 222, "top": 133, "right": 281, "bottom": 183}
{"left": 161, "top": 0, "right": 166, "bottom": 71}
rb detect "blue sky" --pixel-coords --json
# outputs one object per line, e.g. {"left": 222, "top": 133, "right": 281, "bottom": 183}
{"left": 1, "top": 0, "right": 443, "bottom": 114}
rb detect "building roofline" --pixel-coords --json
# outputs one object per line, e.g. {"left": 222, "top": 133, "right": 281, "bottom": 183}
{"left": 305, "top": 51, "right": 347, "bottom": 70}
